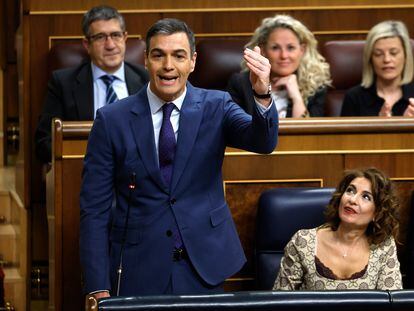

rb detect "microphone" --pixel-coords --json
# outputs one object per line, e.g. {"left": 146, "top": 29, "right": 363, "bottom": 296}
{"left": 115, "top": 172, "right": 136, "bottom": 296}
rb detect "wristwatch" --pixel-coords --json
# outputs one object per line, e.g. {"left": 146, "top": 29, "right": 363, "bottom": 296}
{"left": 252, "top": 84, "right": 272, "bottom": 99}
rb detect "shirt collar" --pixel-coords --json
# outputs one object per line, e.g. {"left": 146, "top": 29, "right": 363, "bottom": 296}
{"left": 91, "top": 62, "right": 126, "bottom": 82}
{"left": 147, "top": 83, "right": 186, "bottom": 115}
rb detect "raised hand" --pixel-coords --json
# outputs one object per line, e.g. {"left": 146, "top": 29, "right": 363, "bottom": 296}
{"left": 244, "top": 46, "right": 271, "bottom": 98}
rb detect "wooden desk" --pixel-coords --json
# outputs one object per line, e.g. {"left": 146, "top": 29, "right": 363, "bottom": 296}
{"left": 47, "top": 117, "right": 414, "bottom": 311}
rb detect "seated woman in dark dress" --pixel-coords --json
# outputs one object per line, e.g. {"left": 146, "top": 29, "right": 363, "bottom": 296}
{"left": 227, "top": 14, "right": 331, "bottom": 117}
{"left": 274, "top": 168, "right": 402, "bottom": 290}
{"left": 341, "top": 21, "right": 414, "bottom": 117}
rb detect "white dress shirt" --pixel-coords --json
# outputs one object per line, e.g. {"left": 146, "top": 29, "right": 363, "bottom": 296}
{"left": 147, "top": 84, "right": 274, "bottom": 158}
{"left": 272, "top": 89, "right": 289, "bottom": 118}
{"left": 92, "top": 62, "right": 129, "bottom": 118}
{"left": 146, "top": 84, "right": 186, "bottom": 157}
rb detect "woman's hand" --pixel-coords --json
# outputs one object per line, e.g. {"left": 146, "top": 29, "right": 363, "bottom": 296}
{"left": 379, "top": 102, "right": 393, "bottom": 117}
{"left": 403, "top": 98, "right": 414, "bottom": 117}
{"left": 273, "top": 74, "right": 307, "bottom": 117}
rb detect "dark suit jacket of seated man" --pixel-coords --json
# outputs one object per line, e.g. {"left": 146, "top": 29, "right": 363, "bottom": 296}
{"left": 79, "top": 18, "right": 278, "bottom": 299}
{"left": 34, "top": 5, "right": 148, "bottom": 163}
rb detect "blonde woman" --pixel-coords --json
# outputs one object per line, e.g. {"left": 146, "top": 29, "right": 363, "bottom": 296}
{"left": 227, "top": 14, "right": 331, "bottom": 117}
{"left": 341, "top": 21, "right": 414, "bottom": 116}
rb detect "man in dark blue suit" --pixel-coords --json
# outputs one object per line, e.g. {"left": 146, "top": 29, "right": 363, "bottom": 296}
{"left": 80, "top": 18, "right": 278, "bottom": 301}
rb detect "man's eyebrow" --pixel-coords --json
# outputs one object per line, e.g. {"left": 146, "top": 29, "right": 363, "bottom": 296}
{"left": 149, "top": 48, "right": 188, "bottom": 54}
{"left": 149, "top": 48, "right": 164, "bottom": 54}
{"left": 173, "top": 49, "right": 188, "bottom": 54}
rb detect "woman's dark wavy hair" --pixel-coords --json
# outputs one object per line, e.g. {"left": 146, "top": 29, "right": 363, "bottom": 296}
{"left": 324, "top": 167, "right": 400, "bottom": 245}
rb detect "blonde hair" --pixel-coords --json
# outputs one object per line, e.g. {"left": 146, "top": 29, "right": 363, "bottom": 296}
{"left": 362, "top": 20, "right": 413, "bottom": 88}
{"left": 243, "top": 14, "right": 331, "bottom": 102}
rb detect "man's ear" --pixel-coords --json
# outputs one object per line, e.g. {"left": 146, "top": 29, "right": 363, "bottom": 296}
{"left": 82, "top": 38, "right": 90, "bottom": 52}
{"left": 190, "top": 52, "right": 197, "bottom": 73}
{"left": 144, "top": 50, "right": 148, "bottom": 69}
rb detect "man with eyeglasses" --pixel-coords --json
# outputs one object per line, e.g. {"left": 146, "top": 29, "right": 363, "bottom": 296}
{"left": 35, "top": 5, "right": 148, "bottom": 164}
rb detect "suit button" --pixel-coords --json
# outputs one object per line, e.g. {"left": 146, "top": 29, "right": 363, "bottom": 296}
{"left": 166, "top": 230, "right": 172, "bottom": 237}
{"left": 170, "top": 198, "right": 176, "bottom": 205}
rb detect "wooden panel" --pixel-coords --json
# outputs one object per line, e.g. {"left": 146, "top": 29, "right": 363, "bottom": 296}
{"left": 25, "top": 2, "right": 414, "bottom": 208}
{"left": 226, "top": 180, "right": 322, "bottom": 278}
{"left": 5, "top": 64, "right": 18, "bottom": 121}
{"left": 61, "top": 159, "right": 83, "bottom": 311}
{"left": 47, "top": 118, "right": 414, "bottom": 310}
{"left": 5, "top": 1, "right": 18, "bottom": 63}
{"left": 17, "top": 1, "right": 414, "bottom": 308}
{"left": 0, "top": 1, "right": 5, "bottom": 69}
{"left": 24, "top": 0, "right": 414, "bottom": 12}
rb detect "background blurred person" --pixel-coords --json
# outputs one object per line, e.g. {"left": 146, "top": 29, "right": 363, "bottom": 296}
{"left": 35, "top": 5, "right": 148, "bottom": 163}
{"left": 227, "top": 14, "right": 331, "bottom": 117}
{"left": 341, "top": 21, "right": 414, "bottom": 117}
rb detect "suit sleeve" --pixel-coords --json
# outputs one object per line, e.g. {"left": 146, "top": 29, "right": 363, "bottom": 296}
{"left": 341, "top": 89, "right": 360, "bottom": 116}
{"left": 223, "top": 91, "right": 278, "bottom": 154}
{"left": 307, "top": 87, "right": 327, "bottom": 117}
{"left": 79, "top": 109, "right": 115, "bottom": 293}
{"left": 34, "top": 72, "right": 65, "bottom": 163}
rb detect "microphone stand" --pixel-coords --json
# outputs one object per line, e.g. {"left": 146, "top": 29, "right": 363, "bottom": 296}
{"left": 115, "top": 172, "right": 136, "bottom": 296}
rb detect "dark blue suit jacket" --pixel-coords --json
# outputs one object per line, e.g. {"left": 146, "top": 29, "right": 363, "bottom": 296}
{"left": 79, "top": 83, "right": 278, "bottom": 296}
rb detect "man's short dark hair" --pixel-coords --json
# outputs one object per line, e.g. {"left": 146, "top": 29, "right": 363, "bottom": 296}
{"left": 82, "top": 5, "right": 126, "bottom": 37}
{"left": 145, "top": 18, "right": 195, "bottom": 55}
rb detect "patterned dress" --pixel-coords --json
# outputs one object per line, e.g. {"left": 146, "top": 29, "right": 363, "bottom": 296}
{"left": 273, "top": 228, "right": 402, "bottom": 290}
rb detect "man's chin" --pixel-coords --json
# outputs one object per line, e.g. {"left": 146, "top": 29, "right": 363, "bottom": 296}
{"left": 101, "top": 61, "right": 123, "bottom": 72}
{"left": 154, "top": 90, "right": 181, "bottom": 102}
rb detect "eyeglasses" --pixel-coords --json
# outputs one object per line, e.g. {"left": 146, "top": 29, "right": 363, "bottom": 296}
{"left": 88, "top": 31, "right": 125, "bottom": 43}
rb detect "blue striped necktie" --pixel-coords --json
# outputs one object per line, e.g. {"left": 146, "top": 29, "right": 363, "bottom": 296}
{"left": 101, "top": 75, "right": 119, "bottom": 105}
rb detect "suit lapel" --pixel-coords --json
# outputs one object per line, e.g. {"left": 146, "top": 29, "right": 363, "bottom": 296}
{"left": 74, "top": 63, "right": 94, "bottom": 120}
{"left": 125, "top": 63, "right": 142, "bottom": 95}
{"left": 171, "top": 84, "right": 203, "bottom": 192}
{"left": 129, "top": 89, "right": 168, "bottom": 192}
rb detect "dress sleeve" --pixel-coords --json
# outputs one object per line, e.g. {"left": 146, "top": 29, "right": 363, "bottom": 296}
{"left": 376, "top": 237, "right": 403, "bottom": 290}
{"left": 273, "top": 232, "right": 304, "bottom": 290}
{"left": 307, "top": 87, "right": 327, "bottom": 117}
{"left": 340, "top": 88, "right": 360, "bottom": 116}
{"left": 226, "top": 72, "right": 257, "bottom": 115}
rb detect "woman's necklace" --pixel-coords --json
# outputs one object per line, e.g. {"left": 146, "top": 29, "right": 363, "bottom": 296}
{"left": 336, "top": 233, "right": 362, "bottom": 259}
